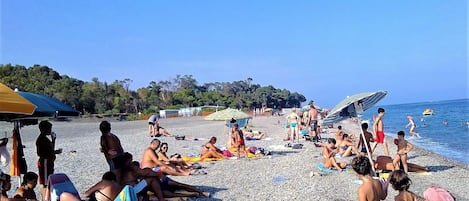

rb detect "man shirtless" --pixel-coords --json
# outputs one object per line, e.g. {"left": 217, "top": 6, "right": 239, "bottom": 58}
{"left": 121, "top": 152, "right": 166, "bottom": 201}
{"left": 308, "top": 104, "right": 320, "bottom": 141}
{"left": 123, "top": 154, "right": 210, "bottom": 199}
{"left": 371, "top": 108, "right": 390, "bottom": 156}
{"left": 141, "top": 139, "right": 190, "bottom": 176}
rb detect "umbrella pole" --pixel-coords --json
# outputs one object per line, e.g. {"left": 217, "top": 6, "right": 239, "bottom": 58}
{"left": 14, "top": 121, "right": 21, "bottom": 187}
{"left": 358, "top": 121, "right": 376, "bottom": 176}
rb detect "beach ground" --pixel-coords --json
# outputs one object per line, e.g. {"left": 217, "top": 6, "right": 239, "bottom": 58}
{"left": 1, "top": 116, "right": 468, "bottom": 200}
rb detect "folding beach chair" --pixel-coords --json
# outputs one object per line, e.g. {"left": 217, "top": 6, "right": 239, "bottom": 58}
{"left": 48, "top": 173, "right": 81, "bottom": 201}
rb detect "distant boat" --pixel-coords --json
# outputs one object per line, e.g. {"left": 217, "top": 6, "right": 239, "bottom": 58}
{"left": 422, "top": 108, "right": 434, "bottom": 116}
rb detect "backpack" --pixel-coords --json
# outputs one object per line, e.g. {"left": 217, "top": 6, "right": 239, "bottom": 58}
{"left": 423, "top": 186, "right": 455, "bottom": 201}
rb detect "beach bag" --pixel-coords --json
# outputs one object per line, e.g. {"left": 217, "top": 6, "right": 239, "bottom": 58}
{"left": 222, "top": 150, "right": 232, "bottom": 157}
{"left": 248, "top": 147, "right": 257, "bottom": 154}
{"left": 423, "top": 186, "right": 455, "bottom": 201}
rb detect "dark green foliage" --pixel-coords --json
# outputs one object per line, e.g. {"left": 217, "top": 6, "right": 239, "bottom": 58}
{"left": 0, "top": 64, "right": 306, "bottom": 114}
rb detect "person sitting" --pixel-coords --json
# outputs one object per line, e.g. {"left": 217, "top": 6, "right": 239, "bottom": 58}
{"left": 200, "top": 137, "right": 226, "bottom": 161}
{"left": 12, "top": 172, "right": 38, "bottom": 200}
{"left": 153, "top": 121, "right": 172, "bottom": 137}
{"left": 337, "top": 133, "right": 361, "bottom": 157}
{"left": 351, "top": 156, "right": 388, "bottom": 201}
{"left": 129, "top": 160, "right": 210, "bottom": 199}
{"left": 1, "top": 172, "right": 13, "bottom": 201}
{"left": 157, "top": 142, "right": 192, "bottom": 170}
{"left": 120, "top": 152, "right": 166, "bottom": 201}
{"left": 83, "top": 171, "right": 123, "bottom": 201}
{"left": 321, "top": 138, "right": 347, "bottom": 172}
{"left": 242, "top": 126, "right": 267, "bottom": 140}
{"left": 141, "top": 139, "right": 190, "bottom": 176}
{"left": 389, "top": 170, "right": 425, "bottom": 201}
{"left": 374, "top": 156, "right": 428, "bottom": 172}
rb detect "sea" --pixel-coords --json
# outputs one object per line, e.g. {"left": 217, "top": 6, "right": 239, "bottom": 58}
{"left": 361, "top": 98, "right": 469, "bottom": 165}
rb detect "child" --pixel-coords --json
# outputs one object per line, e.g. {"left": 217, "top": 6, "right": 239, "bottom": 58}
{"left": 393, "top": 131, "right": 414, "bottom": 173}
{"left": 357, "top": 122, "right": 374, "bottom": 156}
{"left": 389, "top": 170, "right": 425, "bottom": 201}
{"left": 351, "top": 156, "right": 388, "bottom": 201}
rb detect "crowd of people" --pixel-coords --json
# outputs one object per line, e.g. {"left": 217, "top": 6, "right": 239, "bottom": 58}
{"left": 0, "top": 106, "right": 458, "bottom": 201}
{"left": 0, "top": 118, "right": 211, "bottom": 201}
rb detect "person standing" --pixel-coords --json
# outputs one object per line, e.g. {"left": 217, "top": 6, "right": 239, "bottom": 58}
{"left": 405, "top": 115, "right": 419, "bottom": 137}
{"left": 308, "top": 103, "right": 319, "bottom": 142}
{"left": 36, "top": 120, "right": 62, "bottom": 201}
{"left": 371, "top": 108, "right": 390, "bottom": 156}
{"left": 357, "top": 122, "right": 374, "bottom": 156}
{"left": 99, "top": 121, "right": 126, "bottom": 184}
{"left": 392, "top": 131, "right": 414, "bottom": 173}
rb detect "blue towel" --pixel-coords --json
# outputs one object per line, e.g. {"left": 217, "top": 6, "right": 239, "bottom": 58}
{"left": 114, "top": 185, "right": 138, "bottom": 201}
{"left": 317, "top": 163, "right": 338, "bottom": 173}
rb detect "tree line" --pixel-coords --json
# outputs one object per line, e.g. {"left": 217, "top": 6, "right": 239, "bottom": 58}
{"left": 0, "top": 64, "right": 307, "bottom": 114}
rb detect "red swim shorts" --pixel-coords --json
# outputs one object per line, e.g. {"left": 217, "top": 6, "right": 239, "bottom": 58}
{"left": 375, "top": 131, "right": 385, "bottom": 143}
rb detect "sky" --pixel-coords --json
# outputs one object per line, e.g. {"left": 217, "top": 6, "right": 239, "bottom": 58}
{"left": 1, "top": 1, "right": 467, "bottom": 108}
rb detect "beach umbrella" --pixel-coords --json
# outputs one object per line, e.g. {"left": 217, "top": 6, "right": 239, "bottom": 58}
{"left": 0, "top": 83, "right": 36, "bottom": 121}
{"left": 17, "top": 91, "right": 80, "bottom": 118}
{"left": 204, "top": 108, "right": 252, "bottom": 121}
{"left": 322, "top": 90, "right": 388, "bottom": 174}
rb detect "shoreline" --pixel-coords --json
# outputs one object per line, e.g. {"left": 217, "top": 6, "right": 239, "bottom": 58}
{"left": 1, "top": 116, "right": 468, "bottom": 200}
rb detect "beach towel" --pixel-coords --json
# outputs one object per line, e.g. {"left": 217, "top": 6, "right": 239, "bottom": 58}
{"left": 316, "top": 163, "right": 337, "bottom": 173}
{"left": 182, "top": 156, "right": 221, "bottom": 162}
{"left": 114, "top": 185, "right": 138, "bottom": 201}
{"left": 48, "top": 173, "right": 81, "bottom": 201}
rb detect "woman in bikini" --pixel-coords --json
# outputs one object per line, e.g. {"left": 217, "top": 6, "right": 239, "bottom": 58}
{"left": 337, "top": 133, "right": 360, "bottom": 157}
{"left": 200, "top": 137, "right": 226, "bottom": 161}
{"left": 286, "top": 108, "right": 300, "bottom": 141}
{"left": 157, "top": 142, "right": 192, "bottom": 170}
{"left": 84, "top": 171, "right": 122, "bottom": 201}
{"left": 231, "top": 123, "right": 248, "bottom": 159}
{"left": 321, "top": 138, "right": 347, "bottom": 172}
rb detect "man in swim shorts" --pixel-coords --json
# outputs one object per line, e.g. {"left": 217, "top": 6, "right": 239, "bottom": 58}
{"left": 371, "top": 108, "right": 390, "bottom": 156}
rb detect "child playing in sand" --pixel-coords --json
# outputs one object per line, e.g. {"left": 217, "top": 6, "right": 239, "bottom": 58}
{"left": 389, "top": 170, "right": 425, "bottom": 201}
{"left": 393, "top": 131, "right": 414, "bottom": 173}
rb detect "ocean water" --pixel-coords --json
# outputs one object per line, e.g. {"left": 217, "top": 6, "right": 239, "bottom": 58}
{"left": 361, "top": 99, "right": 469, "bottom": 165}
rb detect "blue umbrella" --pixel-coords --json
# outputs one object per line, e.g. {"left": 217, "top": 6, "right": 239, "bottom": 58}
{"left": 17, "top": 91, "right": 80, "bottom": 118}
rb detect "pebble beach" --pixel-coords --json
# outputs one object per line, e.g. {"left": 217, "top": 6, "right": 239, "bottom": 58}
{"left": 1, "top": 116, "right": 468, "bottom": 201}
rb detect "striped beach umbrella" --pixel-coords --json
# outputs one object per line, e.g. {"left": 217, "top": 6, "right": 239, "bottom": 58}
{"left": 322, "top": 90, "right": 388, "bottom": 174}
{"left": 322, "top": 90, "right": 387, "bottom": 125}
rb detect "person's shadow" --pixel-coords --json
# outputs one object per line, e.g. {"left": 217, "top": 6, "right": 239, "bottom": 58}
{"left": 427, "top": 165, "right": 454, "bottom": 172}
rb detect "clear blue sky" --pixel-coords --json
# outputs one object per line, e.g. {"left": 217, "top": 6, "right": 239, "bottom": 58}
{"left": 1, "top": 1, "right": 467, "bottom": 108}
